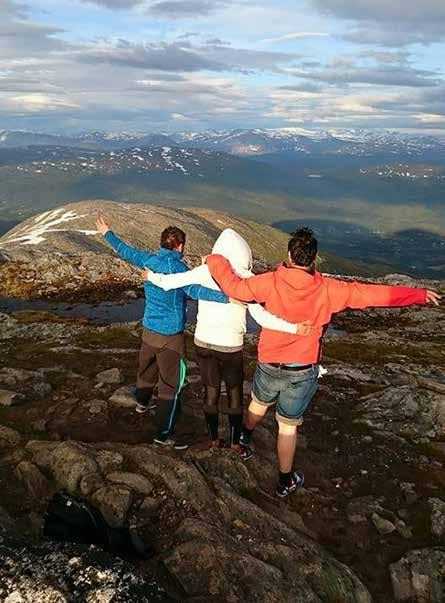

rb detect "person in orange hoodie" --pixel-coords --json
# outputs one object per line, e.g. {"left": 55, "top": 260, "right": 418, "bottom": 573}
{"left": 205, "top": 227, "right": 440, "bottom": 497}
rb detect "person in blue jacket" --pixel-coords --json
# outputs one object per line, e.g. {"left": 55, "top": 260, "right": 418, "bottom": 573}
{"left": 96, "top": 215, "right": 229, "bottom": 450}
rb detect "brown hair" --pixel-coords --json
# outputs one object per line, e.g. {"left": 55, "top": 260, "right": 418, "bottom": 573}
{"left": 288, "top": 227, "right": 318, "bottom": 267}
{"left": 160, "top": 226, "right": 186, "bottom": 250}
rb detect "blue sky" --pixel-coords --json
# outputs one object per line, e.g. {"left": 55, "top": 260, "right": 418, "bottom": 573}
{"left": 1, "top": 0, "right": 445, "bottom": 133}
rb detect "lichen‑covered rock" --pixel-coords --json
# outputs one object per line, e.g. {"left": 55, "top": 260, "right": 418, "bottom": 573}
{"left": 429, "top": 498, "right": 445, "bottom": 543}
{"left": 24, "top": 440, "right": 373, "bottom": 602}
{"left": 48, "top": 442, "right": 99, "bottom": 494}
{"left": 390, "top": 548, "right": 445, "bottom": 602}
{"left": 0, "top": 426, "right": 21, "bottom": 449}
{"left": 355, "top": 386, "right": 445, "bottom": 441}
{"left": 0, "top": 531, "right": 172, "bottom": 603}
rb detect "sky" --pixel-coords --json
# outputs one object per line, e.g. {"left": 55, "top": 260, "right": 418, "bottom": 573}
{"left": 1, "top": 0, "right": 445, "bottom": 133}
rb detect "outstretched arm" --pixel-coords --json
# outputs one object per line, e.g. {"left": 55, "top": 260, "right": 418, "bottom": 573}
{"left": 248, "top": 304, "right": 313, "bottom": 335}
{"left": 97, "top": 216, "right": 156, "bottom": 270}
{"left": 143, "top": 264, "right": 209, "bottom": 290}
{"left": 182, "top": 283, "right": 228, "bottom": 304}
{"left": 206, "top": 254, "right": 273, "bottom": 303}
{"left": 327, "top": 278, "right": 433, "bottom": 314}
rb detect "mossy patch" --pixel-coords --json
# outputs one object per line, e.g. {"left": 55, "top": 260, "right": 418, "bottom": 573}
{"left": 75, "top": 327, "right": 138, "bottom": 349}
{"left": 324, "top": 339, "right": 444, "bottom": 365}
{"left": 11, "top": 311, "right": 85, "bottom": 325}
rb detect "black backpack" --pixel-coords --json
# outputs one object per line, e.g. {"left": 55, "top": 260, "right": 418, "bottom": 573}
{"left": 43, "top": 491, "right": 153, "bottom": 559}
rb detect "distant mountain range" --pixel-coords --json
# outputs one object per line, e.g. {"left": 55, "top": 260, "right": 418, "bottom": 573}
{"left": 1, "top": 128, "right": 445, "bottom": 158}
{"left": 1, "top": 145, "right": 266, "bottom": 180}
{"left": 1, "top": 128, "right": 444, "bottom": 278}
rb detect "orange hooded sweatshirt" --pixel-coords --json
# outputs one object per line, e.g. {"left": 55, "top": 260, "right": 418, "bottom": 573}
{"left": 206, "top": 255, "right": 427, "bottom": 364}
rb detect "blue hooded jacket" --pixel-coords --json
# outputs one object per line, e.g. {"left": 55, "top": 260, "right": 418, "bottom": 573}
{"left": 104, "top": 231, "right": 228, "bottom": 335}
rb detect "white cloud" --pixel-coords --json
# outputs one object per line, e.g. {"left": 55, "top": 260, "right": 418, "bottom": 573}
{"left": 262, "top": 32, "right": 329, "bottom": 44}
{"left": 312, "top": 0, "right": 445, "bottom": 46}
{"left": 7, "top": 93, "right": 80, "bottom": 112}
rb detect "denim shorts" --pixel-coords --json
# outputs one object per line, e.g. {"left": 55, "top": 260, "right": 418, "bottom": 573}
{"left": 252, "top": 362, "right": 318, "bottom": 426}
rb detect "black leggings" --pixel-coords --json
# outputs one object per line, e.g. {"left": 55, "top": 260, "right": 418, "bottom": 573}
{"left": 195, "top": 345, "right": 244, "bottom": 414}
{"left": 204, "top": 383, "right": 243, "bottom": 412}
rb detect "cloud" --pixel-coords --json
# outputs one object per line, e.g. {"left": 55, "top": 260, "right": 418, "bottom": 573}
{"left": 0, "top": 5, "right": 69, "bottom": 60}
{"left": 279, "top": 82, "right": 323, "bottom": 93}
{"left": 79, "top": 40, "right": 297, "bottom": 73}
{"left": 312, "top": 0, "right": 445, "bottom": 46}
{"left": 78, "top": 0, "right": 145, "bottom": 8}
{"left": 80, "top": 42, "right": 225, "bottom": 72}
{"left": 149, "top": 0, "right": 231, "bottom": 18}
{"left": 0, "top": 0, "right": 27, "bottom": 17}
{"left": 262, "top": 32, "right": 329, "bottom": 44}
{"left": 78, "top": 0, "right": 232, "bottom": 16}
{"left": 0, "top": 76, "right": 64, "bottom": 93}
{"left": 288, "top": 62, "right": 441, "bottom": 88}
{"left": 361, "top": 50, "right": 410, "bottom": 65}
{"left": 312, "top": 0, "right": 445, "bottom": 23}
{"left": 205, "top": 37, "right": 230, "bottom": 46}
{"left": 1, "top": 0, "right": 444, "bottom": 132}
{"left": 2, "top": 93, "right": 80, "bottom": 114}
{"left": 342, "top": 29, "right": 441, "bottom": 48}
{"left": 171, "top": 112, "right": 192, "bottom": 120}
{"left": 370, "top": 84, "right": 445, "bottom": 119}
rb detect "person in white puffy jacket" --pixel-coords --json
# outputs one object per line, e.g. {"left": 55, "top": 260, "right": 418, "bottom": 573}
{"left": 143, "top": 228, "right": 312, "bottom": 459}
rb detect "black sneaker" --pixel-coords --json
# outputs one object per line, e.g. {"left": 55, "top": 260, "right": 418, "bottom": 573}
{"left": 135, "top": 402, "right": 151, "bottom": 414}
{"left": 234, "top": 444, "right": 254, "bottom": 461}
{"left": 276, "top": 470, "right": 305, "bottom": 498}
{"left": 153, "top": 437, "right": 189, "bottom": 451}
{"left": 239, "top": 430, "right": 252, "bottom": 447}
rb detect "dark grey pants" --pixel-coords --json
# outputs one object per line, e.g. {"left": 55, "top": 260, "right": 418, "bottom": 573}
{"left": 136, "top": 329, "right": 186, "bottom": 440}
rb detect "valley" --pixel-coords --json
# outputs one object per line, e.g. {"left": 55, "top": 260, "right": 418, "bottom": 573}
{"left": 0, "top": 128, "right": 444, "bottom": 277}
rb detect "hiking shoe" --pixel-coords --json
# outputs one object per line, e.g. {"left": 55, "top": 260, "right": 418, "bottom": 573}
{"left": 276, "top": 471, "right": 305, "bottom": 498}
{"left": 233, "top": 444, "right": 253, "bottom": 461}
{"left": 153, "top": 437, "right": 189, "bottom": 451}
{"left": 239, "top": 431, "right": 252, "bottom": 447}
{"left": 135, "top": 402, "right": 155, "bottom": 414}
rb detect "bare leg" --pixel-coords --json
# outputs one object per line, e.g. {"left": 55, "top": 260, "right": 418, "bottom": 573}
{"left": 277, "top": 423, "right": 298, "bottom": 473}
{"left": 244, "top": 399, "right": 268, "bottom": 430}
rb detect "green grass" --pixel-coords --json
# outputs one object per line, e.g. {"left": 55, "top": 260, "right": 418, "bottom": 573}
{"left": 324, "top": 339, "right": 444, "bottom": 366}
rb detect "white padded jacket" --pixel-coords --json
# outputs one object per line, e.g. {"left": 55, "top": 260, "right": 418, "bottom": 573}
{"left": 147, "top": 228, "right": 297, "bottom": 350}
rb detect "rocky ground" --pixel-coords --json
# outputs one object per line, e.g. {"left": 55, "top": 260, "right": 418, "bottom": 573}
{"left": 0, "top": 280, "right": 444, "bottom": 602}
{"left": 0, "top": 200, "right": 381, "bottom": 301}
{"left": 0, "top": 201, "right": 291, "bottom": 301}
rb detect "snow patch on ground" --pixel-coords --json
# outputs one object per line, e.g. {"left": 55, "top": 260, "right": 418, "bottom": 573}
{"left": 0, "top": 209, "right": 97, "bottom": 246}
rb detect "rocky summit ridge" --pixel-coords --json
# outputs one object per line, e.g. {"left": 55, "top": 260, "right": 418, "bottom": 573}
{"left": 0, "top": 200, "right": 403, "bottom": 300}
{"left": 0, "top": 199, "right": 444, "bottom": 602}
{"left": 0, "top": 200, "right": 296, "bottom": 300}
{"left": 0, "top": 276, "right": 444, "bottom": 601}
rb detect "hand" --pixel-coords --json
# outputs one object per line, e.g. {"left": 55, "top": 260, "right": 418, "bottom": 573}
{"left": 229, "top": 297, "right": 247, "bottom": 307}
{"left": 296, "top": 320, "right": 315, "bottom": 336}
{"left": 96, "top": 214, "right": 110, "bottom": 236}
{"left": 141, "top": 268, "right": 153, "bottom": 281}
{"left": 426, "top": 290, "right": 441, "bottom": 306}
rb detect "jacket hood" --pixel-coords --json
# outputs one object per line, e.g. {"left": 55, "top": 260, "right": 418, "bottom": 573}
{"left": 276, "top": 263, "right": 324, "bottom": 300}
{"left": 212, "top": 228, "right": 252, "bottom": 274}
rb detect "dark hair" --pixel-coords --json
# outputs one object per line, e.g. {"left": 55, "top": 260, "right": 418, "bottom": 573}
{"left": 160, "top": 226, "right": 186, "bottom": 250}
{"left": 288, "top": 227, "right": 318, "bottom": 267}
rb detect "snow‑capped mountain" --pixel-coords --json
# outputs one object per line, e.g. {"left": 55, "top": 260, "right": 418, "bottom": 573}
{"left": 171, "top": 129, "right": 319, "bottom": 155}
{"left": 3, "top": 146, "right": 257, "bottom": 179}
{"left": 75, "top": 131, "right": 178, "bottom": 150}
{"left": 1, "top": 128, "right": 444, "bottom": 157}
{"left": 0, "top": 130, "right": 178, "bottom": 151}
{"left": 172, "top": 128, "right": 445, "bottom": 157}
